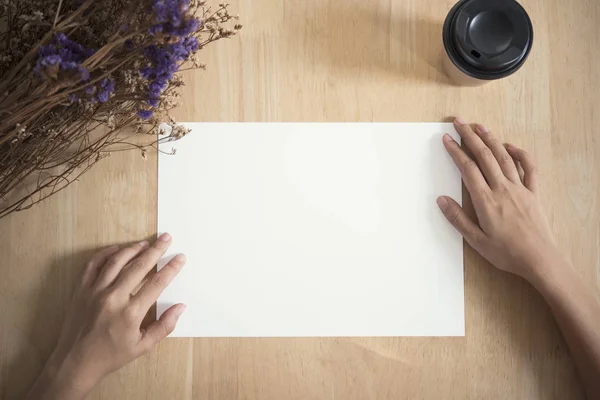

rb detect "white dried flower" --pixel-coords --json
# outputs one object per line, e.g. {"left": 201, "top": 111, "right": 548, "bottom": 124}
{"left": 106, "top": 115, "right": 116, "bottom": 129}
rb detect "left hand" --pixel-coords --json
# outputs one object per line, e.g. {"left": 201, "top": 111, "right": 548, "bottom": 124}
{"left": 26, "top": 233, "right": 186, "bottom": 400}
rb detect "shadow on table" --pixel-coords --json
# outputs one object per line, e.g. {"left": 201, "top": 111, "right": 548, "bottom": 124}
{"left": 0, "top": 249, "right": 88, "bottom": 399}
{"left": 287, "top": 1, "right": 451, "bottom": 85}
{"left": 1, "top": 241, "right": 157, "bottom": 400}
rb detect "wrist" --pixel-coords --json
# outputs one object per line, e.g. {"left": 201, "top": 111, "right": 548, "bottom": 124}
{"left": 524, "top": 248, "right": 573, "bottom": 293}
{"left": 27, "top": 351, "right": 100, "bottom": 400}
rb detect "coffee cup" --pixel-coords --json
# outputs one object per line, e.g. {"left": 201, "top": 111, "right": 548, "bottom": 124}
{"left": 442, "top": 0, "right": 533, "bottom": 86}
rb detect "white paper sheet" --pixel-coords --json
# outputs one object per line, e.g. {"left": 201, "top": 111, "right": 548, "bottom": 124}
{"left": 157, "top": 123, "right": 464, "bottom": 337}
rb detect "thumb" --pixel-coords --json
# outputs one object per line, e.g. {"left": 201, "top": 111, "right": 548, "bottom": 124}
{"left": 437, "top": 196, "right": 485, "bottom": 249}
{"left": 140, "top": 303, "right": 186, "bottom": 351}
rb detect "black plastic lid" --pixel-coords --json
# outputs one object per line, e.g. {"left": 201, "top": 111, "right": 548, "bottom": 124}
{"left": 443, "top": 0, "right": 533, "bottom": 80}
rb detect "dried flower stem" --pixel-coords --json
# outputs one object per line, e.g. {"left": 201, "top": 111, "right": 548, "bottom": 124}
{"left": 0, "top": 0, "right": 241, "bottom": 218}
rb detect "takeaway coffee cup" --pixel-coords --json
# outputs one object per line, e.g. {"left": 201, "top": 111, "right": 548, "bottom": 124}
{"left": 442, "top": 0, "right": 533, "bottom": 86}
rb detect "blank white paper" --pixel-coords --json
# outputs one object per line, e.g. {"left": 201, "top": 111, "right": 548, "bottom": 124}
{"left": 157, "top": 123, "right": 464, "bottom": 337}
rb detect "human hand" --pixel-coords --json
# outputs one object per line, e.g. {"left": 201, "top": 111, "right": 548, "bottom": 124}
{"left": 26, "top": 233, "right": 186, "bottom": 400}
{"left": 437, "top": 117, "right": 559, "bottom": 283}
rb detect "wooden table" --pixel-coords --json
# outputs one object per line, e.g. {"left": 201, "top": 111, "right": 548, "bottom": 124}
{"left": 1, "top": 0, "right": 598, "bottom": 398}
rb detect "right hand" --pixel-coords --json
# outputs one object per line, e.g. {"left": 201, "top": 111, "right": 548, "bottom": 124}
{"left": 437, "top": 117, "right": 560, "bottom": 282}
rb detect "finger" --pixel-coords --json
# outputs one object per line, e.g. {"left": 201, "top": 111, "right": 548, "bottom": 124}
{"left": 454, "top": 117, "right": 505, "bottom": 187}
{"left": 437, "top": 196, "right": 486, "bottom": 249}
{"left": 96, "top": 241, "right": 150, "bottom": 288}
{"left": 506, "top": 144, "right": 539, "bottom": 193}
{"left": 80, "top": 245, "right": 120, "bottom": 287}
{"left": 139, "top": 303, "right": 186, "bottom": 351}
{"left": 508, "top": 149, "right": 525, "bottom": 182}
{"left": 443, "top": 134, "right": 490, "bottom": 197}
{"left": 132, "top": 254, "right": 186, "bottom": 310}
{"left": 510, "top": 149, "right": 521, "bottom": 174}
{"left": 473, "top": 124, "right": 520, "bottom": 183}
{"left": 115, "top": 232, "right": 173, "bottom": 294}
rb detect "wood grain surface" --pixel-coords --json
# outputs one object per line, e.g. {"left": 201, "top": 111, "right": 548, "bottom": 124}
{"left": 1, "top": 0, "right": 599, "bottom": 398}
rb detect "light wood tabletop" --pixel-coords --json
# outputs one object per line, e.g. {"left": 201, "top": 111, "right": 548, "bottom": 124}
{"left": 1, "top": 0, "right": 599, "bottom": 398}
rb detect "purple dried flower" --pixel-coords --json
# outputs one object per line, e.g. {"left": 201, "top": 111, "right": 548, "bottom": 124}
{"left": 58, "top": 48, "right": 72, "bottom": 61}
{"left": 77, "top": 66, "right": 90, "bottom": 81}
{"left": 155, "top": 77, "right": 169, "bottom": 88}
{"left": 179, "top": 18, "right": 200, "bottom": 36}
{"left": 149, "top": 24, "right": 164, "bottom": 36}
{"left": 64, "top": 39, "right": 86, "bottom": 55}
{"left": 38, "top": 45, "right": 56, "bottom": 57}
{"left": 143, "top": 45, "right": 157, "bottom": 59}
{"left": 40, "top": 55, "right": 61, "bottom": 66}
{"left": 140, "top": 0, "right": 202, "bottom": 115}
{"left": 149, "top": 82, "right": 163, "bottom": 96}
{"left": 182, "top": 36, "right": 199, "bottom": 52}
{"left": 171, "top": 43, "right": 188, "bottom": 61}
{"left": 138, "top": 110, "right": 154, "bottom": 119}
{"left": 170, "top": 14, "right": 183, "bottom": 28}
{"left": 34, "top": 34, "right": 93, "bottom": 82}
{"left": 150, "top": 0, "right": 199, "bottom": 36}
{"left": 84, "top": 77, "right": 115, "bottom": 103}
{"left": 60, "top": 61, "right": 77, "bottom": 69}
{"left": 153, "top": 2, "right": 168, "bottom": 23}
{"left": 100, "top": 81, "right": 115, "bottom": 98}
{"left": 139, "top": 67, "right": 153, "bottom": 79}
{"left": 55, "top": 33, "right": 69, "bottom": 46}
{"left": 96, "top": 91, "right": 110, "bottom": 103}
{"left": 156, "top": 72, "right": 173, "bottom": 85}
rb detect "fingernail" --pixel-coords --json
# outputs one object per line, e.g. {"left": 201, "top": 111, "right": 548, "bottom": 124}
{"left": 107, "top": 244, "right": 119, "bottom": 251}
{"left": 436, "top": 196, "right": 448, "bottom": 211}
{"left": 175, "top": 304, "right": 186, "bottom": 317}
{"left": 505, "top": 143, "right": 514, "bottom": 150}
{"left": 476, "top": 125, "right": 489, "bottom": 134}
{"left": 174, "top": 254, "right": 186, "bottom": 263}
{"left": 158, "top": 232, "right": 171, "bottom": 242}
{"left": 443, "top": 133, "right": 453, "bottom": 142}
{"left": 139, "top": 240, "right": 149, "bottom": 248}
{"left": 454, "top": 117, "right": 466, "bottom": 126}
